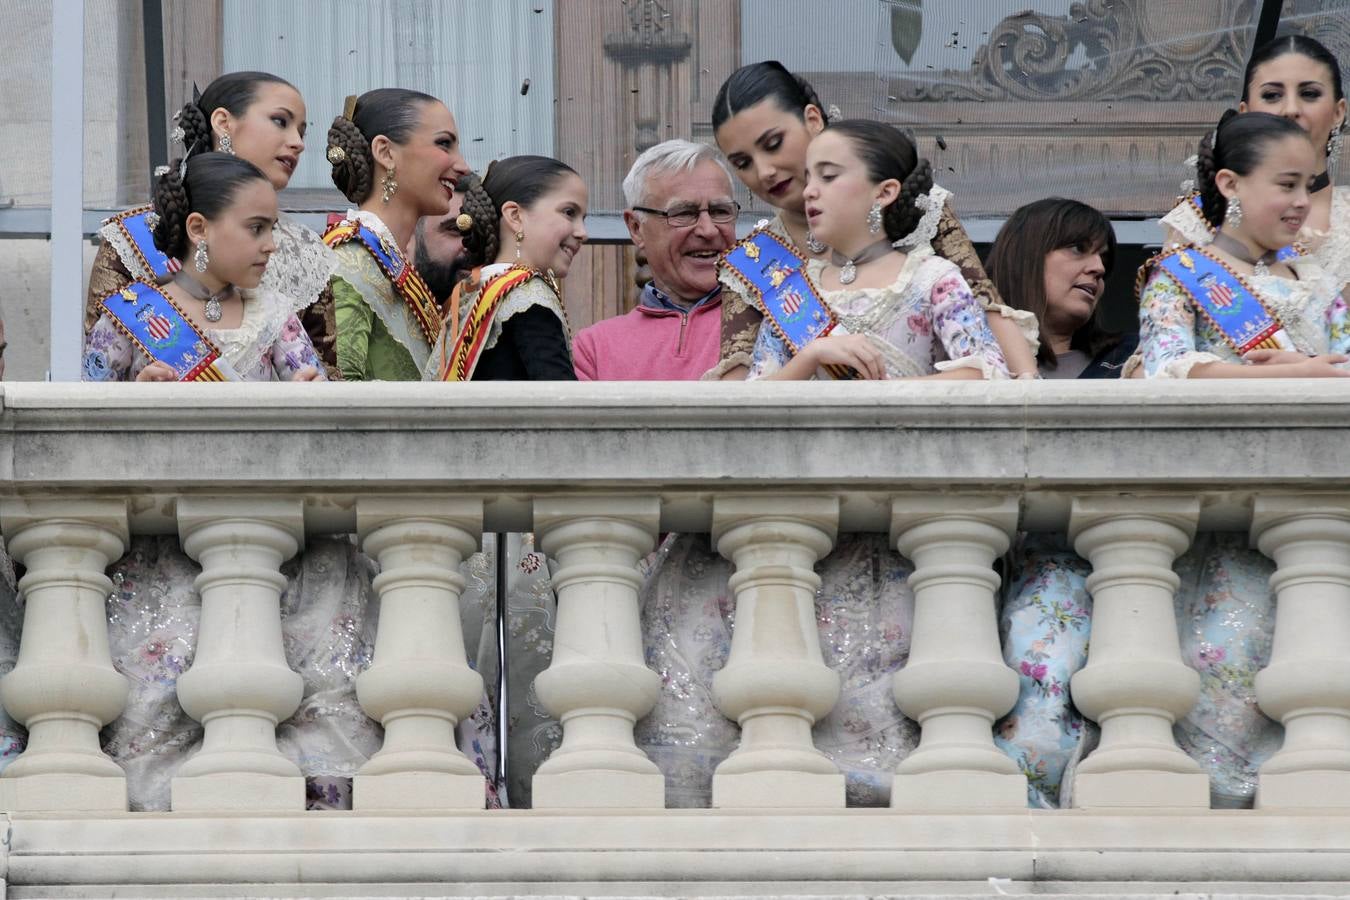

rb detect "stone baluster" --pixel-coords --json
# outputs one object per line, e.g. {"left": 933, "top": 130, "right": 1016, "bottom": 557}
{"left": 353, "top": 497, "right": 485, "bottom": 810}
{"left": 1251, "top": 496, "right": 1350, "bottom": 808}
{"left": 889, "top": 496, "right": 1026, "bottom": 809}
{"left": 0, "top": 499, "right": 129, "bottom": 811}
{"left": 1068, "top": 496, "right": 1208, "bottom": 808}
{"left": 531, "top": 496, "right": 664, "bottom": 808}
{"left": 710, "top": 496, "right": 843, "bottom": 809}
{"left": 171, "top": 498, "right": 305, "bottom": 811}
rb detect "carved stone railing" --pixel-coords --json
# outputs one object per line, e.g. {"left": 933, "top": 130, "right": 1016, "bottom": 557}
{"left": 2, "top": 380, "right": 1350, "bottom": 897}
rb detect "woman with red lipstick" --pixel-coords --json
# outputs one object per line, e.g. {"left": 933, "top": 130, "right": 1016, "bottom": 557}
{"left": 86, "top": 71, "right": 341, "bottom": 375}
{"left": 429, "top": 155, "right": 585, "bottom": 381}
{"left": 324, "top": 88, "right": 471, "bottom": 381}
{"left": 1163, "top": 36, "right": 1349, "bottom": 297}
{"left": 707, "top": 60, "right": 1037, "bottom": 380}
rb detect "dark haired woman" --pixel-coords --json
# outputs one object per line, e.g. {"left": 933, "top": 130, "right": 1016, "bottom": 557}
{"left": 85, "top": 71, "right": 340, "bottom": 375}
{"left": 1163, "top": 35, "right": 1349, "bottom": 294}
{"left": 428, "top": 155, "right": 585, "bottom": 381}
{"left": 1138, "top": 110, "right": 1349, "bottom": 807}
{"left": 324, "top": 89, "right": 469, "bottom": 381}
{"left": 985, "top": 198, "right": 1135, "bottom": 379}
{"left": 707, "top": 60, "right": 1037, "bottom": 379}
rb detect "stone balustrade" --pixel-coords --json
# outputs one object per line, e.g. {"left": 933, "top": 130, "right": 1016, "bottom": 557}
{"left": 1, "top": 379, "right": 1349, "bottom": 897}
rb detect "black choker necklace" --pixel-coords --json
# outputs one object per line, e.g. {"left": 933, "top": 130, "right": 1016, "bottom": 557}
{"left": 1211, "top": 231, "right": 1279, "bottom": 276}
{"left": 1311, "top": 170, "right": 1332, "bottom": 194}
{"left": 830, "top": 239, "right": 894, "bottom": 284}
{"left": 172, "top": 271, "right": 234, "bottom": 322}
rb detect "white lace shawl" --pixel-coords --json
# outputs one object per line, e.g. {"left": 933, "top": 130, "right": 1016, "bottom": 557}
{"left": 476, "top": 263, "right": 570, "bottom": 354}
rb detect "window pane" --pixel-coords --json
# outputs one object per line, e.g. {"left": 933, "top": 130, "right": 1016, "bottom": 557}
{"left": 3, "top": 0, "right": 53, "bottom": 208}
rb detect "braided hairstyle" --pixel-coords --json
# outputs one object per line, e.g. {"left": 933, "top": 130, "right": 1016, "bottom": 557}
{"left": 150, "top": 152, "right": 270, "bottom": 260}
{"left": 327, "top": 87, "right": 439, "bottom": 204}
{"left": 1195, "top": 109, "right": 1309, "bottom": 228}
{"left": 712, "top": 60, "right": 830, "bottom": 130}
{"left": 172, "top": 71, "right": 295, "bottom": 158}
{"left": 824, "top": 119, "right": 934, "bottom": 244}
{"left": 459, "top": 156, "right": 580, "bottom": 267}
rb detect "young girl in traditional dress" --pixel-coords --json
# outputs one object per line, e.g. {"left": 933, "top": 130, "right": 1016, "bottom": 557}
{"left": 83, "top": 153, "right": 324, "bottom": 382}
{"left": 1140, "top": 110, "right": 1349, "bottom": 807}
{"left": 707, "top": 61, "right": 1036, "bottom": 379}
{"left": 428, "top": 156, "right": 585, "bottom": 381}
{"left": 85, "top": 71, "right": 340, "bottom": 376}
{"left": 324, "top": 88, "right": 470, "bottom": 381}
{"left": 1162, "top": 36, "right": 1348, "bottom": 297}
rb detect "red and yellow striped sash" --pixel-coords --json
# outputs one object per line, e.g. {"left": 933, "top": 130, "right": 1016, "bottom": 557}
{"left": 439, "top": 266, "right": 536, "bottom": 381}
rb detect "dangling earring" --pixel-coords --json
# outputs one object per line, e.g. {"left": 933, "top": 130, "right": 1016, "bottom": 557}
{"left": 866, "top": 201, "right": 883, "bottom": 235}
{"left": 514, "top": 230, "right": 524, "bottom": 261}
{"left": 194, "top": 240, "right": 209, "bottom": 272}
{"left": 805, "top": 230, "right": 826, "bottom": 254}
{"left": 217, "top": 132, "right": 233, "bottom": 155}
{"left": 381, "top": 166, "right": 398, "bottom": 203}
{"left": 1329, "top": 127, "right": 1344, "bottom": 168}
{"left": 1225, "top": 195, "right": 1243, "bottom": 230}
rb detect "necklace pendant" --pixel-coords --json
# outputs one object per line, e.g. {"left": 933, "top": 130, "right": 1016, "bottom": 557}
{"left": 204, "top": 297, "right": 223, "bottom": 322}
{"left": 839, "top": 260, "right": 857, "bottom": 284}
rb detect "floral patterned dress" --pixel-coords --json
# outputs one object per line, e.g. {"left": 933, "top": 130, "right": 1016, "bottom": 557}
{"left": 1137, "top": 252, "right": 1350, "bottom": 806}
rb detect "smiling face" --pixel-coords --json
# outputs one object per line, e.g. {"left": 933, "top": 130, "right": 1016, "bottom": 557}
{"left": 510, "top": 172, "right": 589, "bottom": 277}
{"left": 185, "top": 178, "right": 279, "bottom": 289}
{"left": 801, "top": 130, "right": 898, "bottom": 256}
{"left": 715, "top": 98, "right": 823, "bottom": 214}
{"left": 1221, "top": 132, "right": 1317, "bottom": 251}
{"left": 623, "top": 159, "right": 737, "bottom": 302}
{"left": 214, "top": 82, "right": 308, "bottom": 190}
{"left": 381, "top": 101, "right": 471, "bottom": 218}
{"left": 1242, "top": 52, "right": 1346, "bottom": 164}
{"left": 1042, "top": 242, "right": 1107, "bottom": 337}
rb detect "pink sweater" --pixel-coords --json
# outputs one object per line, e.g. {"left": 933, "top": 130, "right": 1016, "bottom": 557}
{"left": 573, "top": 293, "right": 723, "bottom": 381}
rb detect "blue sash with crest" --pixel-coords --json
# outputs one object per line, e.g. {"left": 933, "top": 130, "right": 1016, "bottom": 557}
{"left": 97, "top": 281, "right": 240, "bottom": 381}
{"left": 1155, "top": 246, "right": 1295, "bottom": 354}
{"left": 104, "top": 206, "right": 180, "bottom": 281}
{"left": 720, "top": 228, "right": 857, "bottom": 379}
{"left": 1187, "top": 194, "right": 1301, "bottom": 262}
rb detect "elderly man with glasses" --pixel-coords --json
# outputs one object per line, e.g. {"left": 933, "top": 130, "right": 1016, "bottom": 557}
{"left": 572, "top": 139, "right": 739, "bottom": 381}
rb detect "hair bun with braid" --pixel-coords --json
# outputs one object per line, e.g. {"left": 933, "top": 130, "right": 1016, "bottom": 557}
{"left": 458, "top": 171, "right": 500, "bottom": 267}
{"left": 886, "top": 157, "right": 934, "bottom": 242}
{"left": 151, "top": 158, "right": 193, "bottom": 259}
{"left": 174, "top": 100, "right": 211, "bottom": 158}
{"left": 328, "top": 115, "right": 374, "bottom": 204}
{"left": 1195, "top": 108, "right": 1238, "bottom": 228}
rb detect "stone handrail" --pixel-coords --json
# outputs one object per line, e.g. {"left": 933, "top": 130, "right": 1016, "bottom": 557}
{"left": 2, "top": 380, "right": 1350, "bottom": 894}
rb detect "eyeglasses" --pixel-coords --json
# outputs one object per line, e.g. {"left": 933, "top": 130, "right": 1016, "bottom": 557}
{"left": 632, "top": 201, "right": 740, "bottom": 228}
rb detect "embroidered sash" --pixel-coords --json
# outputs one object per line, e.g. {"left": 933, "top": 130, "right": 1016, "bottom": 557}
{"left": 719, "top": 228, "right": 857, "bottom": 379}
{"left": 104, "top": 205, "right": 180, "bottom": 281}
{"left": 440, "top": 266, "right": 538, "bottom": 381}
{"left": 323, "top": 220, "right": 443, "bottom": 345}
{"left": 1186, "top": 193, "right": 1302, "bottom": 262}
{"left": 1155, "top": 246, "right": 1296, "bottom": 354}
{"left": 98, "top": 281, "right": 240, "bottom": 381}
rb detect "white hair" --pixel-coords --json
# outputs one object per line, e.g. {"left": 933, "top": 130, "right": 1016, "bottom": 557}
{"left": 622, "top": 139, "right": 735, "bottom": 209}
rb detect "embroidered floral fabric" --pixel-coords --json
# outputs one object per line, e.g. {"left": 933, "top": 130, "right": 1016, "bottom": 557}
{"left": 994, "top": 533, "right": 1094, "bottom": 809}
{"left": 1138, "top": 263, "right": 1349, "bottom": 378}
{"left": 746, "top": 248, "right": 1010, "bottom": 380}
{"left": 82, "top": 287, "right": 325, "bottom": 382}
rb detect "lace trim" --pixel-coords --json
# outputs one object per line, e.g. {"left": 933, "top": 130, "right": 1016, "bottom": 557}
{"left": 98, "top": 206, "right": 157, "bottom": 284}
{"left": 209, "top": 287, "right": 294, "bottom": 370}
{"left": 263, "top": 216, "right": 338, "bottom": 312}
{"left": 1149, "top": 350, "right": 1227, "bottom": 379}
{"left": 482, "top": 270, "right": 571, "bottom": 354}
{"left": 934, "top": 352, "right": 1009, "bottom": 381}
{"left": 701, "top": 351, "right": 751, "bottom": 381}
{"left": 894, "top": 184, "right": 953, "bottom": 251}
{"left": 990, "top": 302, "right": 1042, "bottom": 356}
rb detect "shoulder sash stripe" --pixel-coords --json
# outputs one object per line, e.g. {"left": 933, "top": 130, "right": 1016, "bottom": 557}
{"left": 324, "top": 220, "right": 443, "bottom": 345}
{"left": 97, "top": 281, "right": 240, "bottom": 381}
{"left": 440, "top": 267, "right": 537, "bottom": 381}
